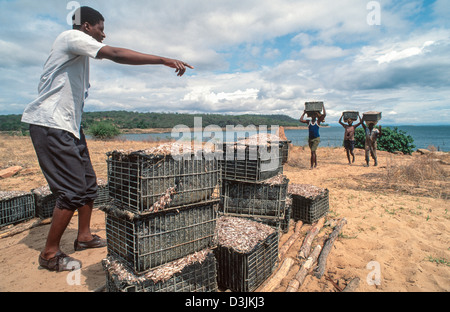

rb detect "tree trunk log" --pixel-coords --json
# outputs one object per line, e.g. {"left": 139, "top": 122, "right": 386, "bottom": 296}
{"left": 279, "top": 221, "right": 303, "bottom": 260}
{"left": 286, "top": 245, "right": 322, "bottom": 292}
{"left": 260, "top": 257, "right": 295, "bottom": 292}
{"left": 0, "top": 218, "right": 52, "bottom": 239}
{"left": 298, "top": 217, "right": 325, "bottom": 259}
{"left": 314, "top": 217, "right": 347, "bottom": 279}
{"left": 342, "top": 277, "right": 360, "bottom": 292}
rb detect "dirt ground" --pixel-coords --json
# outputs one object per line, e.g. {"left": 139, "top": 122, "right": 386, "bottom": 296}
{"left": 0, "top": 134, "right": 449, "bottom": 292}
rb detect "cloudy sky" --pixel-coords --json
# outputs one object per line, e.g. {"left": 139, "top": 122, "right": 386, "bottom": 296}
{"left": 0, "top": 0, "right": 449, "bottom": 125}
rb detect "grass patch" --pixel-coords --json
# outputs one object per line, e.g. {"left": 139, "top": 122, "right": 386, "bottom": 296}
{"left": 426, "top": 255, "right": 450, "bottom": 267}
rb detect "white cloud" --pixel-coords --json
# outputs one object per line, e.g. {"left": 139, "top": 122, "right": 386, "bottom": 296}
{"left": 301, "top": 46, "right": 349, "bottom": 60}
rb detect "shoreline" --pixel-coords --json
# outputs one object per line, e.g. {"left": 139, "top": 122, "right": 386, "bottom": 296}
{"left": 120, "top": 125, "right": 312, "bottom": 134}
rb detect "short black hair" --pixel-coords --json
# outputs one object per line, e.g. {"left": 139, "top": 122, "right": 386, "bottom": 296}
{"left": 72, "top": 6, "right": 104, "bottom": 30}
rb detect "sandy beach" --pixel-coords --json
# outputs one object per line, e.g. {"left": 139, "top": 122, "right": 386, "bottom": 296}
{"left": 0, "top": 134, "right": 448, "bottom": 292}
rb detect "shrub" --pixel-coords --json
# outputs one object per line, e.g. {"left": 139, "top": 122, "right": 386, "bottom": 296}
{"left": 87, "top": 121, "right": 121, "bottom": 140}
{"left": 355, "top": 126, "right": 416, "bottom": 155}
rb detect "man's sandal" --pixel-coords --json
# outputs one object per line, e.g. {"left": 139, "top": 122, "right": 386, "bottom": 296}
{"left": 39, "top": 251, "right": 82, "bottom": 272}
{"left": 74, "top": 234, "right": 106, "bottom": 251}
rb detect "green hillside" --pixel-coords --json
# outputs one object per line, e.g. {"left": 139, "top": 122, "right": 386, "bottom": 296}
{"left": 0, "top": 111, "right": 300, "bottom": 133}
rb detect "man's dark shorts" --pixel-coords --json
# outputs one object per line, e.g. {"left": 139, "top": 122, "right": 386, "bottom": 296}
{"left": 29, "top": 125, "right": 98, "bottom": 211}
{"left": 344, "top": 139, "right": 355, "bottom": 151}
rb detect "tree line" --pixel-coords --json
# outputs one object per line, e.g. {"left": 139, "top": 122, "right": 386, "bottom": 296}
{"left": 0, "top": 111, "right": 300, "bottom": 133}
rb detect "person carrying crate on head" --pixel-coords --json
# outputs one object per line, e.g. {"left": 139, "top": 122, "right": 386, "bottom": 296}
{"left": 361, "top": 116, "right": 382, "bottom": 167}
{"left": 339, "top": 112, "right": 362, "bottom": 165}
{"left": 300, "top": 103, "right": 326, "bottom": 169}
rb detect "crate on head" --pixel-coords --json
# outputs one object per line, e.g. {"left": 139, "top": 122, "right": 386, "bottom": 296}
{"left": 289, "top": 184, "right": 329, "bottom": 224}
{"left": 0, "top": 191, "right": 35, "bottom": 228}
{"left": 221, "top": 174, "right": 289, "bottom": 220}
{"left": 103, "top": 249, "right": 217, "bottom": 292}
{"left": 32, "top": 185, "right": 57, "bottom": 219}
{"left": 343, "top": 111, "right": 359, "bottom": 122}
{"left": 214, "top": 216, "right": 278, "bottom": 292}
{"left": 305, "top": 102, "right": 324, "bottom": 117}
{"left": 104, "top": 200, "right": 218, "bottom": 274}
{"left": 107, "top": 144, "right": 221, "bottom": 215}
{"left": 218, "top": 141, "right": 283, "bottom": 183}
{"left": 363, "top": 111, "right": 382, "bottom": 126}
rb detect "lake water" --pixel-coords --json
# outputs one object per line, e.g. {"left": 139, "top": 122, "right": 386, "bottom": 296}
{"left": 111, "top": 125, "right": 450, "bottom": 152}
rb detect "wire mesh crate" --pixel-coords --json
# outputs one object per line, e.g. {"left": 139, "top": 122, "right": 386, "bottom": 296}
{"left": 291, "top": 189, "right": 329, "bottom": 224}
{"left": 305, "top": 101, "right": 324, "bottom": 112}
{"left": 363, "top": 111, "right": 382, "bottom": 122}
{"left": 94, "top": 178, "right": 110, "bottom": 209}
{"left": 218, "top": 142, "right": 283, "bottom": 182}
{"left": 280, "top": 140, "right": 291, "bottom": 165}
{"left": 305, "top": 102, "right": 324, "bottom": 117}
{"left": 0, "top": 191, "right": 35, "bottom": 228}
{"left": 103, "top": 249, "right": 218, "bottom": 292}
{"left": 214, "top": 216, "right": 279, "bottom": 292}
{"left": 105, "top": 201, "right": 218, "bottom": 274}
{"left": 363, "top": 111, "right": 382, "bottom": 126}
{"left": 237, "top": 203, "right": 291, "bottom": 234}
{"left": 343, "top": 111, "right": 359, "bottom": 121}
{"left": 32, "top": 185, "right": 56, "bottom": 219}
{"left": 221, "top": 175, "right": 289, "bottom": 220}
{"left": 107, "top": 150, "right": 221, "bottom": 215}
{"left": 215, "top": 231, "right": 278, "bottom": 292}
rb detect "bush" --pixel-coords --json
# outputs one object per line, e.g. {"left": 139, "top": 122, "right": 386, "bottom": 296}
{"left": 87, "top": 121, "right": 121, "bottom": 140}
{"left": 355, "top": 126, "right": 416, "bottom": 155}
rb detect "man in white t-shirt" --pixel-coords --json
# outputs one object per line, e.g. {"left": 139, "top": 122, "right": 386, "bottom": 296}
{"left": 21, "top": 7, "right": 193, "bottom": 272}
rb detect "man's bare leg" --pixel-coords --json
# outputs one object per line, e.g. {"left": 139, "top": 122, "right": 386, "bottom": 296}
{"left": 77, "top": 201, "right": 95, "bottom": 243}
{"left": 40, "top": 206, "right": 74, "bottom": 260}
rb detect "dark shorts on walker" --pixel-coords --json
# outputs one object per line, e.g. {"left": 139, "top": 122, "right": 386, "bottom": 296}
{"left": 344, "top": 139, "right": 355, "bottom": 151}
{"left": 29, "top": 125, "right": 98, "bottom": 211}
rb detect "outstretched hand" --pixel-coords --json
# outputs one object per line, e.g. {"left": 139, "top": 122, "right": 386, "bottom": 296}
{"left": 164, "top": 58, "right": 194, "bottom": 77}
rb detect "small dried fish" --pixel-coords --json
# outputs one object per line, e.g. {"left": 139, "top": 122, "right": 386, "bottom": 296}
{"left": 0, "top": 190, "right": 31, "bottom": 201}
{"left": 112, "top": 142, "right": 213, "bottom": 158}
{"left": 288, "top": 184, "right": 327, "bottom": 199}
{"left": 103, "top": 249, "right": 212, "bottom": 284}
{"left": 32, "top": 185, "right": 52, "bottom": 196}
{"left": 263, "top": 174, "right": 288, "bottom": 186}
{"left": 97, "top": 178, "right": 108, "bottom": 187}
{"left": 285, "top": 196, "right": 292, "bottom": 206}
{"left": 215, "top": 216, "right": 275, "bottom": 254}
{"left": 238, "top": 133, "right": 283, "bottom": 146}
{"left": 145, "top": 186, "right": 177, "bottom": 213}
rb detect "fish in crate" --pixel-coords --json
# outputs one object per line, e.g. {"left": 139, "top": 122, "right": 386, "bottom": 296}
{"left": 0, "top": 191, "right": 35, "bottom": 228}
{"left": 107, "top": 142, "right": 221, "bottom": 215}
{"left": 103, "top": 249, "right": 218, "bottom": 292}
{"left": 214, "top": 216, "right": 278, "bottom": 292}
{"left": 288, "top": 184, "right": 329, "bottom": 224}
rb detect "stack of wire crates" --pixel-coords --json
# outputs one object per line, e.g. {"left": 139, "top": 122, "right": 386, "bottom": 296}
{"left": 219, "top": 134, "right": 290, "bottom": 231}
{"left": 214, "top": 134, "right": 290, "bottom": 291}
{"left": 102, "top": 144, "right": 221, "bottom": 292}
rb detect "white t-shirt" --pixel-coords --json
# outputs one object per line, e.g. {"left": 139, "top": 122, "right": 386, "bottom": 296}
{"left": 365, "top": 127, "right": 380, "bottom": 142}
{"left": 22, "top": 30, "right": 106, "bottom": 139}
